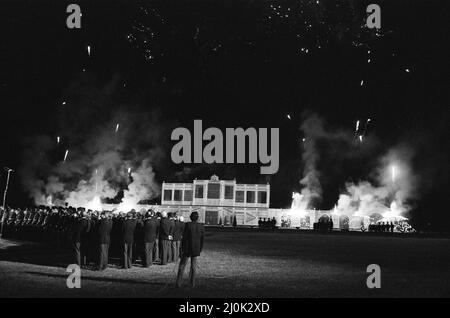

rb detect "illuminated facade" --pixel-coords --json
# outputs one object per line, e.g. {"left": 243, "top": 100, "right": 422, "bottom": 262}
{"left": 159, "top": 175, "right": 270, "bottom": 226}
{"left": 157, "top": 175, "right": 364, "bottom": 230}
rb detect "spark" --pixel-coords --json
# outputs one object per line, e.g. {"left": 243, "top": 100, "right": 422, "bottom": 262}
{"left": 115, "top": 123, "right": 120, "bottom": 133}
{"left": 63, "top": 149, "right": 69, "bottom": 162}
{"left": 128, "top": 167, "right": 131, "bottom": 174}
{"left": 57, "top": 136, "right": 60, "bottom": 144}
{"left": 62, "top": 101, "right": 66, "bottom": 106}
{"left": 302, "top": 138, "right": 306, "bottom": 142}
{"left": 87, "top": 45, "right": 91, "bottom": 56}
{"left": 392, "top": 165, "right": 397, "bottom": 183}
{"left": 355, "top": 120, "right": 360, "bottom": 132}
{"left": 360, "top": 80, "right": 364, "bottom": 86}
{"left": 359, "top": 135, "right": 363, "bottom": 142}
{"left": 405, "top": 68, "right": 410, "bottom": 73}
{"left": 287, "top": 114, "right": 291, "bottom": 120}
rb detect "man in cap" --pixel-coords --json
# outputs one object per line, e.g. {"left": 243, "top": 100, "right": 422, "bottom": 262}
{"left": 122, "top": 210, "right": 138, "bottom": 269}
{"left": 172, "top": 215, "right": 185, "bottom": 263}
{"left": 96, "top": 211, "right": 113, "bottom": 270}
{"left": 159, "top": 211, "right": 174, "bottom": 265}
{"left": 70, "top": 209, "right": 91, "bottom": 267}
{"left": 153, "top": 212, "right": 162, "bottom": 263}
{"left": 142, "top": 210, "right": 159, "bottom": 267}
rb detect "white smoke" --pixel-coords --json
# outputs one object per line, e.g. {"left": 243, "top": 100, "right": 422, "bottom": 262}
{"left": 335, "top": 144, "right": 417, "bottom": 219}
{"left": 117, "top": 159, "right": 160, "bottom": 212}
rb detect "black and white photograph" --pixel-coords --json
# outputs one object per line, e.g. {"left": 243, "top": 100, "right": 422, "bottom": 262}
{"left": 1, "top": 0, "right": 450, "bottom": 306}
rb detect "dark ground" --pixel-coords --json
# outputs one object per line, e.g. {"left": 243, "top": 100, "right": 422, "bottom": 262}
{"left": 1, "top": 229, "right": 450, "bottom": 298}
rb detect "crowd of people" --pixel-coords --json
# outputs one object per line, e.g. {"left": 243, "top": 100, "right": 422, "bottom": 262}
{"left": 313, "top": 218, "right": 334, "bottom": 232}
{"left": 368, "top": 221, "right": 395, "bottom": 233}
{"left": 0, "top": 206, "right": 205, "bottom": 287}
{"left": 258, "top": 217, "right": 277, "bottom": 230}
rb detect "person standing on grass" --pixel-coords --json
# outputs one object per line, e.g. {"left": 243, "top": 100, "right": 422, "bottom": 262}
{"left": 71, "top": 210, "right": 91, "bottom": 267}
{"left": 142, "top": 210, "right": 159, "bottom": 267}
{"left": 159, "top": 211, "right": 173, "bottom": 265}
{"left": 122, "top": 211, "right": 138, "bottom": 269}
{"left": 172, "top": 215, "right": 185, "bottom": 263}
{"left": 96, "top": 211, "right": 113, "bottom": 271}
{"left": 175, "top": 211, "right": 205, "bottom": 288}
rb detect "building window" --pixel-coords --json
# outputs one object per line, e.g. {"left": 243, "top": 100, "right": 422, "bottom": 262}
{"left": 246, "top": 191, "right": 255, "bottom": 203}
{"left": 174, "top": 190, "right": 182, "bottom": 201}
{"left": 235, "top": 190, "right": 245, "bottom": 203}
{"left": 224, "top": 185, "right": 234, "bottom": 199}
{"left": 164, "top": 189, "right": 172, "bottom": 201}
{"left": 205, "top": 210, "right": 218, "bottom": 225}
{"left": 184, "top": 190, "right": 193, "bottom": 201}
{"left": 207, "top": 183, "right": 220, "bottom": 199}
{"left": 195, "top": 185, "right": 204, "bottom": 199}
{"left": 258, "top": 191, "right": 267, "bottom": 204}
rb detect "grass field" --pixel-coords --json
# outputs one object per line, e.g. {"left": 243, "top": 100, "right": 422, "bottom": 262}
{"left": 1, "top": 229, "right": 450, "bottom": 297}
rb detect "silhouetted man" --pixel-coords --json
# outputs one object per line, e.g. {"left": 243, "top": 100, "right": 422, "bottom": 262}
{"left": 96, "top": 212, "right": 113, "bottom": 270}
{"left": 71, "top": 211, "right": 91, "bottom": 267}
{"left": 143, "top": 211, "right": 159, "bottom": 267}
{"left": 153, "top": 212, "right": 161, "bottom": 263}
{"left": 176, "top": 211, "right": 205, "bottom": 288}
{"left": 122, "top": 211, "right": 137, "bottom": 269}
{"left": 159, "top": 211, "right": 174, "bottom": 265}
{"left": 172, "top": 216, "right": 185, "bottom": 263}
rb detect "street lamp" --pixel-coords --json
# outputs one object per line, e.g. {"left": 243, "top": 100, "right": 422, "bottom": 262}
{"left": 2, "top": 167, "right": 13, "bottom": 209}
{"left": 1, "top": 167, "right": 13, "bottom": 238}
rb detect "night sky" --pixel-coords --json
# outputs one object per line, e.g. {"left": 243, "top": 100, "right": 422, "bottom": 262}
{"left": 1, "top": 0, "right": 449, "bottom": 230}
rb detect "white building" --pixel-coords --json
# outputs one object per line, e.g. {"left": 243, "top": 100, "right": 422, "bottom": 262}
{"left": 159, "top": 175, "right": 271, "bottom": 226}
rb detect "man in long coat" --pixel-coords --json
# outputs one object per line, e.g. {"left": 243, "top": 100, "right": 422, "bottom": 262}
{"left": 122, "top": 211, "right": 137, "bottom": 269}
{"left": 159, "top": 211, "right": 174, "bottom": 265}
{"left": 71, "top": 211, "right": 91, "bottom": 267}
{"left": 175, "top": 211, "right": 205, "bottom": 288}
{"left": 96, "top": 212, "right": 113, "bottom": 270}
{"left": 142, "top": 211, "right": 159, "bottom": 267}
{"left": 172, "top": 216, "right": 185, "bottom": 263}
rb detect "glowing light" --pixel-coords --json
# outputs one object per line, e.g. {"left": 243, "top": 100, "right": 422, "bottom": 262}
{"left": 382, "top": 201, "right": 407, "bottom": 221}
{"left": 289, "top": 192, "right": 308, "bottom": 218}
{"left": 63, "top": 149, "right": 69, "bottom": 162}
{"left": 87, "top": 45, "right": 91, "bottom": 56}
{"left": 392, "top": 165, "right": 396, "bottom": 183}
{"left": 405, "top": 68, "right": 410, "bottom": 73}
{"left": 115, "top": 123, "right": 120, "bottom": 133}
{"left": 360, "top": 80, "right": 364, "bottom": 86}
{"left": 128, "top": 167, "right": 131, "bottom": 174}
{"left": 355, "top": 120, "right": 360, "bottom": 132}
{"left": 302, "top": 138, "right": 306, "bottom": 142}
{"left": 359, "top": 135, "right": 363, "bottom": 142}
{"left": 86, "top": 195, "right": 102, "bottom": 211}
{"left": 287, "top": 114, "right": 291, "bottom": 120}
{"left": 57, "top": 136, "right": 60, "bottom": 144}
{"left": 62, "top": 101, "right": 66, "bottom": 106}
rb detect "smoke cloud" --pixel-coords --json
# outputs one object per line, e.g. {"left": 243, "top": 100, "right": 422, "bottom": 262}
{"left": 19, "top": 74, "right": 174, "bottom": 211}
{"left": 296, "top": 112, "right": 419, "bottom": 220}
